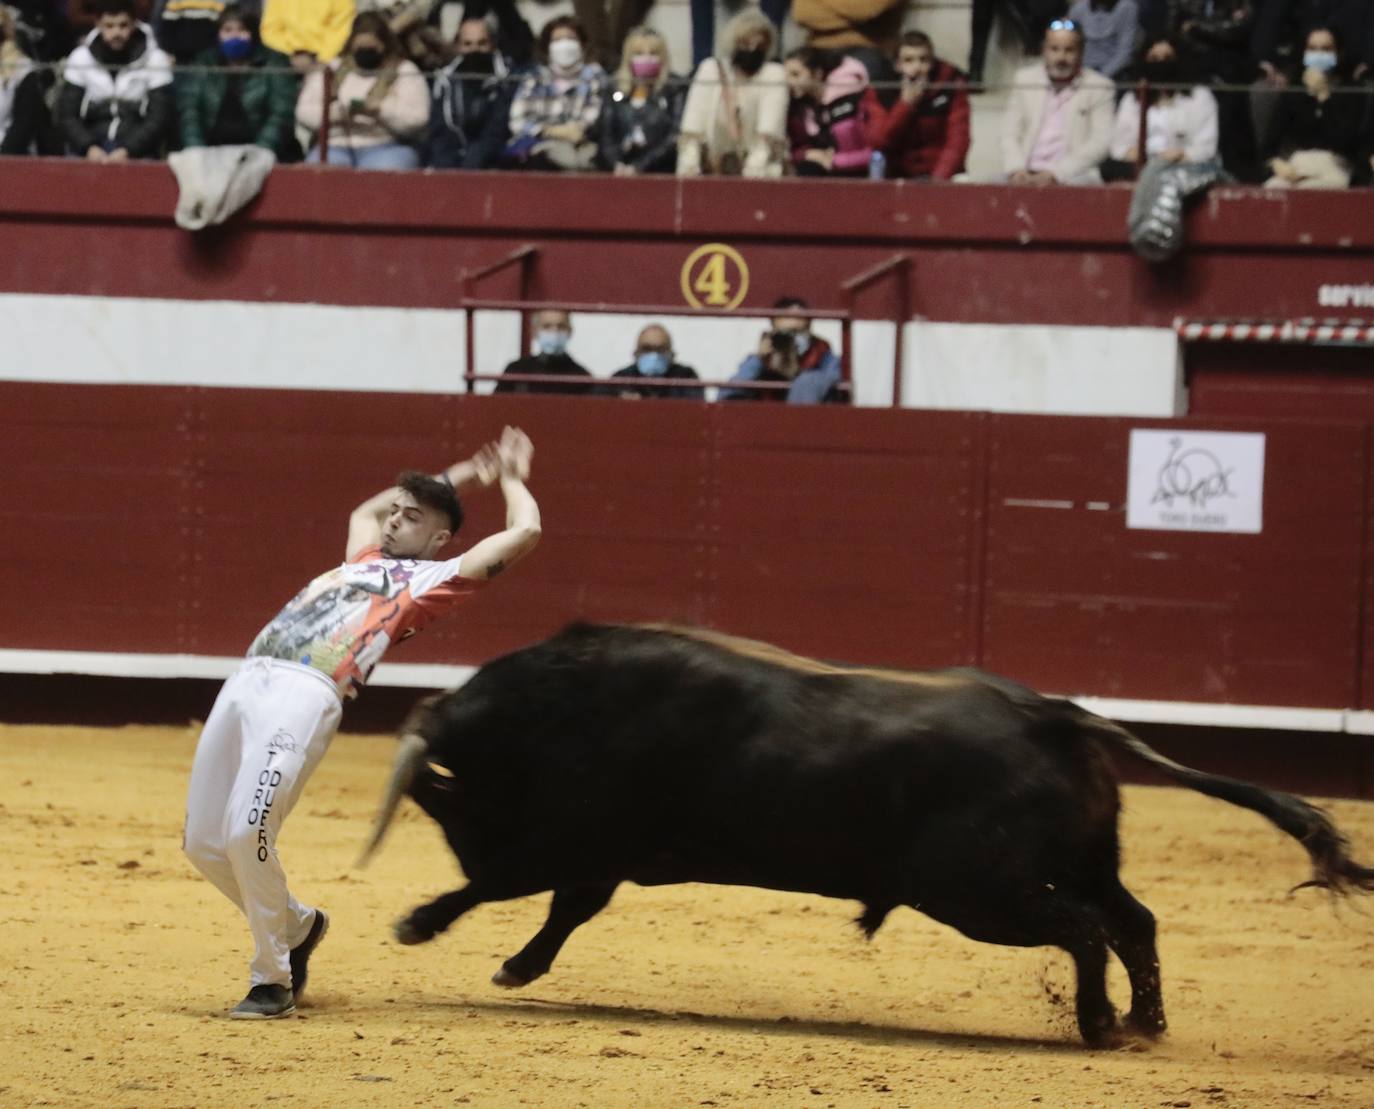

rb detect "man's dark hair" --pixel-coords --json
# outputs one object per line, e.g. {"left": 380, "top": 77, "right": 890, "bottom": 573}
{"left": 396, "top": 471, "right": 464, "bottom": 533}
{"left": 773, "top": 295, "right": 809, "bottom": 310}
{"left": 900, "top": 30, "right": 933, "bottom": 52}
{"left": 97, "top": 0, "right": 137, "bottom": 17}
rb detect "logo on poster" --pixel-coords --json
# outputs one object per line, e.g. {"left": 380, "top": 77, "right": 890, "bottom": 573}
{"left": 1127, "top": 430, "right": 1265, "bottom": 534}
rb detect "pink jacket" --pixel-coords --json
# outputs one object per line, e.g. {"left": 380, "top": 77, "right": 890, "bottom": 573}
{"left": 787, "top": 56, "right": 881, "bottom": 175}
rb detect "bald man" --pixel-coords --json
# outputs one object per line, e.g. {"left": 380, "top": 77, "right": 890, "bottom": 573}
{"left": 603, "top": 323, "right": 701, "bottom": 400}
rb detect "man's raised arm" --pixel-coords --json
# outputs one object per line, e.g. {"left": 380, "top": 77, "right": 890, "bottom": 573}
{"left": 345, "top": 445, "right": 500, "bottom": 561}
{"left": 457, "top": 428, "right": 542, "bottom": 581}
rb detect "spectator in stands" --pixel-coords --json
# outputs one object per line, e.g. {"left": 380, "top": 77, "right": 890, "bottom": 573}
{"left": 177, "top": 6, "right": 299, "bottom": 158}
{"left": 501, "top": 15, "right": 605, "bottom": 170}
{"left": 598, "top": 24, "right": 682, "bottom": 174}
{"left": 429, "top": 14, "right": 515, "bottom": 169}
{"left": 1167, "top": 0, "right": 1258, "bottom": 178}
{"left": 1263, "top": 26, "right": 1363, "bottom": 188}
{"left": 723, "top": 296, "right": 845, "bottom": 404}
{"left": 66, "top": 0, "right": 152, "bottom": 38}
{"left": 1103, "top": 36, "right": 1218, "bottom": 179}
{"left": 874, "top": 29, "right": 970, "bottom": 179}
{"left": 1065, "top": 0, "right": 1139, "bottom": 81}
{"left": 7, "top": 0, "right": 74, "bottom": 62}
{"left": 678, "top": 9, "right": 788, "bottom": 177}
{"left": 356, "top": 0, "right": 450, "bottom": 69}
{"left": 495, "top": 309, "right": 596, "bottom": 395}
{"left": 297, "top": 11, "right": 428, "bottom": 167}
{"left": 57, "top": 0, "right": 174, "bottom": 161}
{"left": 152, "top": 0, "right": 225, "bottom": 64}
{"left": 1251, "top": 0, "right": 1374, "bottom": 89}
{"left": 1000, "top": 19, "right": 1114, "bottom": 184}
{"left": 783, "top": 45, "right": 882, "bottom": 176}
{"left": 454, "top": 0, "right": 534, "bottom": 68}
{"left": 1, "top": 5, "right": 60, "bottom": 154}
{"left": 261, "top": 0, "right": 355, "bottom": 71}
{"left": 602, "top": 323, "right": 701, "bottom": 399}
{"left": 689, "top": 0, "right": 789, "bottom": 70}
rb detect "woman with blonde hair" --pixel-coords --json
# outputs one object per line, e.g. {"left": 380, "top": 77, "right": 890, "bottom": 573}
{"left": 677, "top": 8, "right": 788, "bottom": 177}
{"left": 598, "top": 25, "right": 683, "bottom": 174}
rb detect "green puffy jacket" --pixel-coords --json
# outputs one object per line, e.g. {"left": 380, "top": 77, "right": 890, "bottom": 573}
{"left": 176, "top": 43, "right": 299, "bottom": 155}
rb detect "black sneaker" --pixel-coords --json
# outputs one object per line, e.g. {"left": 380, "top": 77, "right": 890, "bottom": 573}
{"left": 289, "top": 908, "right": 329, "bottom": 1003}
{"left": 229, "top": 984, "right": 296, "bottom": 1020}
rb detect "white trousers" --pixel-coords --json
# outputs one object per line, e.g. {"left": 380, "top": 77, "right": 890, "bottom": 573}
{"left": 183, "top": 657, "right": 342, "bottom": 988}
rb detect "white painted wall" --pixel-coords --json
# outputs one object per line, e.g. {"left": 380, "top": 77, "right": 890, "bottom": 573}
{"left": 0, "top": 293, "right": 1183, "bottom": 415}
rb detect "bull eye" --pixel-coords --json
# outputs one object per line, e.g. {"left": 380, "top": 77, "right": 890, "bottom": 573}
{"left": 427, "top": 761, "right": 456, "bottom": 779}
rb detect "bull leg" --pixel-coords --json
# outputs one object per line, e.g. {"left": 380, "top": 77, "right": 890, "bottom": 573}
{"left": 395, "top": 882, "right": 488, "bottom": 945}
{"left": 1100, "top": 882, "right": 1166, "bottom": 1037}
{"left": 493, "top": 882, "right": 619, "bottom": 988}
{"left": 1064, "top": 936, "right": 1116, "bottom": 1047}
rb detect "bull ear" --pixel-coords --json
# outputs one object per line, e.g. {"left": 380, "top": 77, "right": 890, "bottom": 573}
{"left": 356, "top": 732, "right": 428, "bottom": 867}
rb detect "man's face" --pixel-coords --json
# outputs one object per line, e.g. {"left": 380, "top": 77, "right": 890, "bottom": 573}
{"left": 898, "top": 44, "right": 932, "bottom": 83}
{"left": 457, "top": 20, "right": 492, "bottom": 55}
{"left": 382, "top": 492, "right": 452, "bottom": 559}
{"left": 635, "top": 326, "right": 671, "bottom": 358}
{"left": 1043, "top": 29, "right": 1082, "bottom": 83}
{"left": 534, "top": 310, "right": 572, "bottom": 336}
{"left": 1144, "top": 41, "right": 1176, "bottom": 64}
{"left": 98, "top": 12, "right": 135, "bottom": 52}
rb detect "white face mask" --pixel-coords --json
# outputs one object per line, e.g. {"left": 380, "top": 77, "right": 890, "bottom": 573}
{"left": 548, "top": 38, "right": 583, "bottom": 70}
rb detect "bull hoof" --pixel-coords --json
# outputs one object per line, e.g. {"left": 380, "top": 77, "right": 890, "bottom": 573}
{"left": 491, "top": 964, "right": 531, "bottom": 988}
{"left": 1124, "top": 1011, "right": 1167, "bottom": 1040}
{"left": 393, "top": 916, "right": 435, "bottom": 946}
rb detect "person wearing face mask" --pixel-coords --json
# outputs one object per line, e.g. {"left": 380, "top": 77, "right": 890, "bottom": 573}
{"left": 1103, "top": 37, "right": 1218, "bottom": 180}
{"left": 597, "top": 25, "right": 683, "bottom": 174}
{"left": 177, "top": 7, "right": 300, "bottom": 158}
{"left": 429, "top": 15, "right": 517, "bottom": 169}
{"left": 495, "top": 309, "right": 596, "bottom": 396}
{"left": 722, "top": 296, "right": 846, "bottom": 405}
{"left": 296, "top": 11, "right": 428, "bottom": 168}
{"left": 56, "top": 0, "right": 174, "bottom": 161}
{"left": 1264, "top": 26, "right": 1363, "bottom": 188}
{"left": 602, "top": 324, "right": 701, "bottom": 399}
{"left": 502, "top": 15, "right": 605, "bottom": 170}
{"left": 678, "top": 8, "right": 788, "bottom": 177}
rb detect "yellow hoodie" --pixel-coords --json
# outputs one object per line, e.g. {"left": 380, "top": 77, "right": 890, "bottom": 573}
{"left": 261, "top": 0, "right": 355, "bottom": 61}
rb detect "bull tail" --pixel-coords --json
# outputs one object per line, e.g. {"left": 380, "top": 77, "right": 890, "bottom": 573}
{"left": 356, "top": 731, "right": 429, "bottom": 869}
{"left": 1078, "top": 711, "right": 1374, "bottom": 897}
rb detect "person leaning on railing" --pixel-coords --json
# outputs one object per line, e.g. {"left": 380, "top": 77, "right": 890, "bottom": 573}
{"left": 56, "top": 0, "right": 174, "bottom": 161}
{"left": 676, "top": 7, "right": 788, "bottom": 177}
{"left": 597, "top": 24, "right": 683, "bottom": 174}
{"left": 0, "top": 5, "right": 61, "bottom": 155}
{"left": 296, "top": 10, "right": 428, "bottom": 168}
{"left": 176, "top": 6, "right": 300, "bottom": 159}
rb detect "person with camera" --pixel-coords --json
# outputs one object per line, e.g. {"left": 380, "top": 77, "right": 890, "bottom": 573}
{"left": 722, "top": 296, "right": 846, "bottom": 405}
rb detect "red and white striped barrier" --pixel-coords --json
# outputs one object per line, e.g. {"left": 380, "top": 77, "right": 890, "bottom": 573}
{"left": 1175, "top": 317, "right": 1374, "bottom": 344}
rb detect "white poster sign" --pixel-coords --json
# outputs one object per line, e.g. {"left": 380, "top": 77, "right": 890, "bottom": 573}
{"left": 1127, "top": 429, "right": 1266, "bottom": 534}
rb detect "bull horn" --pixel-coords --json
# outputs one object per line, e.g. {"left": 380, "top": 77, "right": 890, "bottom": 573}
{"left": 356, "top": 731, "right": 429, "bottom": 868}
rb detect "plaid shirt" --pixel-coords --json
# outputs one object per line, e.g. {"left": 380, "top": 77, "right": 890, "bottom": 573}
{"left": 509, "top": 63, "right": 606, "bottom": 138}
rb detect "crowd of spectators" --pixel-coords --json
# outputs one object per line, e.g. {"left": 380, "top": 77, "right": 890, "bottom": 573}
{"left": 1, "top": 0, "right": 1372, "bottom": 184}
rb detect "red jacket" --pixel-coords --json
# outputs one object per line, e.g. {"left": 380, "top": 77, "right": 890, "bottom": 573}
{"left": 875, "top": 59, "right": 970, "bottom": 180}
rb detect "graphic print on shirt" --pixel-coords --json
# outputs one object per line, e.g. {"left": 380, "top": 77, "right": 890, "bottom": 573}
{"left": 246, "top": 548, "right": 479, "bottom": 694}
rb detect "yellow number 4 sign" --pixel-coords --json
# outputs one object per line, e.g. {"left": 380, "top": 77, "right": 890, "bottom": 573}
{"left": 680, "top": 243, "right": 750, "bottom": 311}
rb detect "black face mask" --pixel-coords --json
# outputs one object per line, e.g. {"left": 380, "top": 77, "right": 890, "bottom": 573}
{"left": 353, "top": 47, "right": 384, "bottom": 71}
{"left": 732, "top": 46, "right": 765, "bottom": 75}
{"left": 458, "top": 50, "right": 495, "bottom": 75}
{"left": 1142, "top": 58, "right": 1183, "bottom": 86}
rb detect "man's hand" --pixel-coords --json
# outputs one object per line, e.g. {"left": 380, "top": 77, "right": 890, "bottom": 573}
{"left": 107, "top": 148, "right": 130, "bottom": 163}
{"left": 1268, "top": 157, "right": 1298, "bottom": 182}
{"left": 1259, "top": 60, "right": 1289, "bottom": 88}
{"left": 1302, "top": 66, "right": 1330, "bottom": 99}
{"left": 613, "top": 163, "right": 638, "bottom": 176}
{"left": 803, "top": 148, "right": 835, "bottom": 171}
{"left": 86, "top": 145, "right": 107, "bottom": 162}
{"left": 1013, "top": 169, "right": 1055, "bottom": 185}
{"left": 757, "top": 331, "right": 774, "bottom": 359}
{"left": 1161, "top": 147, "right": 1185, "bottom": 163}
{"left": 901, "top": 78, "right": 925, "bottom": 104}
{"left": 498, "top": 426, "right": 534, "bottom": 482}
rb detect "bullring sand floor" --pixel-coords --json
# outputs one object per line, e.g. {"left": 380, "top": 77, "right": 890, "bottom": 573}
{"left": 2, "top": 724, "right": 1372, "bottom": 1107}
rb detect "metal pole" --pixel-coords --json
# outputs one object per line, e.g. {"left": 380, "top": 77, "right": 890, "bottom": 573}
{"left": 320, "top": 65, "right": 332, "bottom": 164}
{"left": 892, "top": 261, "right": 908, "bottom": 409}
{"left": 1135, "top": 78, "right": 1149, "bottom": 178}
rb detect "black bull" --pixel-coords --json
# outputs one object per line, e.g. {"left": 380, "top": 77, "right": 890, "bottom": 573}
{"left": 360, "top": 623, "right": 1374, "bottom": 1044}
